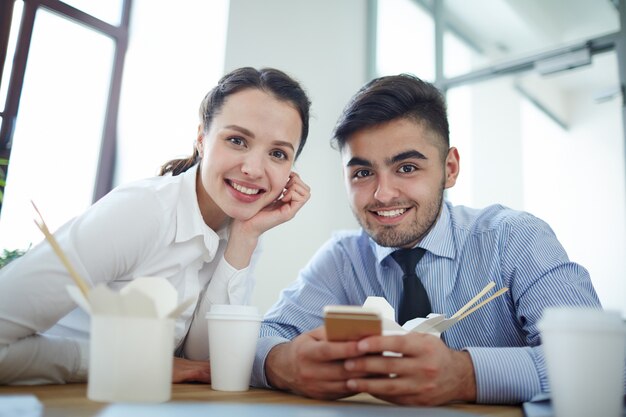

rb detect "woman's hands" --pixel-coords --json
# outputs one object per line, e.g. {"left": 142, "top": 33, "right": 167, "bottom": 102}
{"left": 225, "top": 172, "right": 310, "bottom": 269}
{"left": 238, "top": 172, "right": 310, "bottom": 236}
{"left": 172, "top": 357, "right": 211, "bottom": 383}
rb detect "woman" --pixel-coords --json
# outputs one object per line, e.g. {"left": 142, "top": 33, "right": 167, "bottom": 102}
{"left": 0, "top": 67, "right": 311, "bottom": 384}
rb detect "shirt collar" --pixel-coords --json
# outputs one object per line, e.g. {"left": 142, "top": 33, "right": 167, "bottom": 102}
{"left": 369, "top": 201, "right": 456, "bottom": 264}
{"left": 175, "top": 164, "right": 229, "bottom": 258}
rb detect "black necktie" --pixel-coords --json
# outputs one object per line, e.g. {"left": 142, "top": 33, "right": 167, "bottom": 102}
{"left": 391, "top": 247, "right": 431, "bottom": 325}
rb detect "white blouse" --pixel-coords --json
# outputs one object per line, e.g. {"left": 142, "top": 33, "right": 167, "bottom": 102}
{"left": 0, "top": 165, "right": 259, "bottom": 384}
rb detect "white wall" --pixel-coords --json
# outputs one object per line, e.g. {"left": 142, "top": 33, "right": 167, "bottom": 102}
{"left": 448, "top": 71, "right": 626, "bottom": 315}
{"left": 446, "top": 77, "right": 524, "bottom": 210}
{"left": 224, "top": 0, "right": 364, "bottom": 312}
{"left": 522, "top": 92, "right": 626, "bottom": 313}
{"left": 468, "top": 78, "right": 525, "bottom": 209}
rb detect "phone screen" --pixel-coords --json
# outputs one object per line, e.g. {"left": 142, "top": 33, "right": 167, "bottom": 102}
{"left": 323, "top": 306, "right": 382, "bottom": 341}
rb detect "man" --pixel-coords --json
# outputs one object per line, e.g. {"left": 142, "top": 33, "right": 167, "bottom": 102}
{"left": 250, "top": 74, "right": 600, "bottom": 405}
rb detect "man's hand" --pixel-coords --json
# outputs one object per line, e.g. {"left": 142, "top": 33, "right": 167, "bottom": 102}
{"left": 172, "top": 357, "right": 211, "bottom": 384}
{"left": 343, "top": 333, "right": 477, "bottom": 406}
{"left": 264, "top": 327, "right": 367, "bottom": 400}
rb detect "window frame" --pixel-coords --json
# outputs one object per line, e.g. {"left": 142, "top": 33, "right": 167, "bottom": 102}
{"left": 0, "top": 0, "right": 133, "bottom": 216}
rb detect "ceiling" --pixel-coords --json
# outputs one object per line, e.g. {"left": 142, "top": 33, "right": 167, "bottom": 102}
{"left": 438, "top": 0, "right": 621, "bottom": 98}
{"left": 443, "top": 0, "right": 619, "bottom": 59}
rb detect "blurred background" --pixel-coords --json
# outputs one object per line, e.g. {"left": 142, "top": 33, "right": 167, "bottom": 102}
{"left": 0, "top": 0, "right": 624, "bottom": 315}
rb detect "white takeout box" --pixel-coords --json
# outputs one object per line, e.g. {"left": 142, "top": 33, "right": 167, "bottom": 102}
{"left": 363, "top": 296, "right": 459, "bottom": 337}
{"left": 66, "top": 277, "right": 194, "bottom": 403}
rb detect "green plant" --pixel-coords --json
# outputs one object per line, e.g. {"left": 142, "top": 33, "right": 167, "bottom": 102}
{"left": 0, "top": 248, "right": 26, "bottom": 269}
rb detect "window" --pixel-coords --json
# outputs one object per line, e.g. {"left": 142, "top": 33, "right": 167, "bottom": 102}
{"left": 0, "top": 0, "right": 128, "bottom": 251}
{"left": 1, "top": 7, "right": 114, "bottom": 249}
{"left": 0, "top": 0, "right": 229, "bottom": 253}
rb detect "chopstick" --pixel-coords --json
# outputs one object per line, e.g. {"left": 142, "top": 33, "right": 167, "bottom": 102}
{"left": 456, "top": 287, "right": 509, "bottom": 322}
{"left": 31, "top": 201, "right": 91, "bottom": 296}
{"left": 451, "top": 281, "right": 495, "bottom": 319}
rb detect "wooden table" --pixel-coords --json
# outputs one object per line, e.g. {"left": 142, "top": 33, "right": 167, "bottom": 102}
{"left": 0, "top": 383, "right": 523, "bottom": 417}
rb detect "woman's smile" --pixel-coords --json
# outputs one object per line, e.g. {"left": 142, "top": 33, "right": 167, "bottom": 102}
{"left": 226, "top": 178, "right": 267, "bottom": 203}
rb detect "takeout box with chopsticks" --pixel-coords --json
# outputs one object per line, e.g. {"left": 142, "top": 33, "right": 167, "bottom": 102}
{"left": 363, "top": 281, "right": 509, "bottom": 337}
{"left": 32, "top": 201, "right": 193, "bottom": 403}
{"left": 64, "top": 278, "right": 194, "bottom": 403}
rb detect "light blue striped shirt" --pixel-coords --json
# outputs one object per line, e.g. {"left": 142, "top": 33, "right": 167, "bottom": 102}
{"left": 251, "top": 201, "right": 601, "bottom": 403}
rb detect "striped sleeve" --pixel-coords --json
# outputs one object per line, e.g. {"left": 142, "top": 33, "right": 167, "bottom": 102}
{"left": 250, "top": 335, "right": 290, "bottom": 388}
{"left": 466, "top": 346, "right": 543, "bottom": 403}
{"left": 250, "top": 236, "right": 354, "bottom": 388}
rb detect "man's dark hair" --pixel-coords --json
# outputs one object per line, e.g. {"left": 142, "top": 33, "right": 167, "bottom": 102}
{"left": 332, "top": 74, "right": 449, "bottom": 157}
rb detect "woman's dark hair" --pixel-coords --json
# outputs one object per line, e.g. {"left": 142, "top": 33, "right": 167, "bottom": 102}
{"left": 160, "top": 67, "right": 311, "bottom": 176}
{"left": 332, "top": 74, "right": 449, "bottom": 158}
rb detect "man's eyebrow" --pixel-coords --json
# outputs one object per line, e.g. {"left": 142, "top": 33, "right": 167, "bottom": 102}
{"left": 346, "top": 157, "right": 372, "bottom": 167}
{"left": 346, "top": 150, "right": 427, "bottom": 168}
{"left": 388, "top": 150, "right": 427, "bottom": 164}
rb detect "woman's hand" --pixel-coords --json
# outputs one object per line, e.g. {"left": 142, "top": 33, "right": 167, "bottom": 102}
{"left": 236, "top": 171, "right": 310, "bottom": 237}
{"left": 225, "top": 172, "right": 310, "bottom": 269}
{"left": 172, "top": 357, "right": 211, "bottom": 384}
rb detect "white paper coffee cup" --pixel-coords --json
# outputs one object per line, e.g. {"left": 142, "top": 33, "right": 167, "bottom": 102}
{"left": 539, "top": 307, "right": 625, "bottom": 417}
{"left": 206, "top": 304, "right": 262, "bottom": 391}
{"left": 88, "top": 315, "right": 175, "bottom": 402}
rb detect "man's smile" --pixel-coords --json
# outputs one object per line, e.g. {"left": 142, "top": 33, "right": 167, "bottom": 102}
{"left": 367, "top": 206, "right": 414, "bottom": 224}
{"left": 374, "top": 208, "right": 407, "bottom": 217}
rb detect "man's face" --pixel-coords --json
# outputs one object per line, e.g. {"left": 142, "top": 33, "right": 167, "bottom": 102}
{"left": 341, "top": 118, "right": 459, "bottom": 248}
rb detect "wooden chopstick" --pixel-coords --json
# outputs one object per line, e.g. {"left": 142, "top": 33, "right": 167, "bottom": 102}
{"left": 456, "top": 287, "right": 509, "bottom": 321}
{"left": 31, "top": 201, "right": 91, "bottom": 296}
{"left": 451, "top": 281, "right": 496, "bottom": 319}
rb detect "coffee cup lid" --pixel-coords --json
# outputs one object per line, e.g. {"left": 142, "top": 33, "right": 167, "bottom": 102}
{"left": 538, "top": 307, "right": 625, "bottom": 333}
{"left": 205, "top": 304, "right": 261, "bottom": 321}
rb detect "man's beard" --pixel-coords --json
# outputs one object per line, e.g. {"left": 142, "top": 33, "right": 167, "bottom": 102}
{"left": 355, "top": 185, "right": 444, "bottom": 248}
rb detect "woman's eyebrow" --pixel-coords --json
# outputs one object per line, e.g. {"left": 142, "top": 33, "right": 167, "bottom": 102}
{"left": 224, "top": 124, "right": 254, "bottom": 137}
{"left": 223, "top": 126, "right": 295, "bottom": 151}
{"left": 272, "top": 140, "right": 295, "bottom": 151}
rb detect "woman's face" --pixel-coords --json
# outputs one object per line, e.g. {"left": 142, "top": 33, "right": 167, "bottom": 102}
{"left": 196, "top": 88, "right": 302, "bottom": 227}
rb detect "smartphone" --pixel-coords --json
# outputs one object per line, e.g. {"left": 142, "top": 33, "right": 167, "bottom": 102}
{"left": 323, "top": 305, "right": 382, "bottom": 342}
